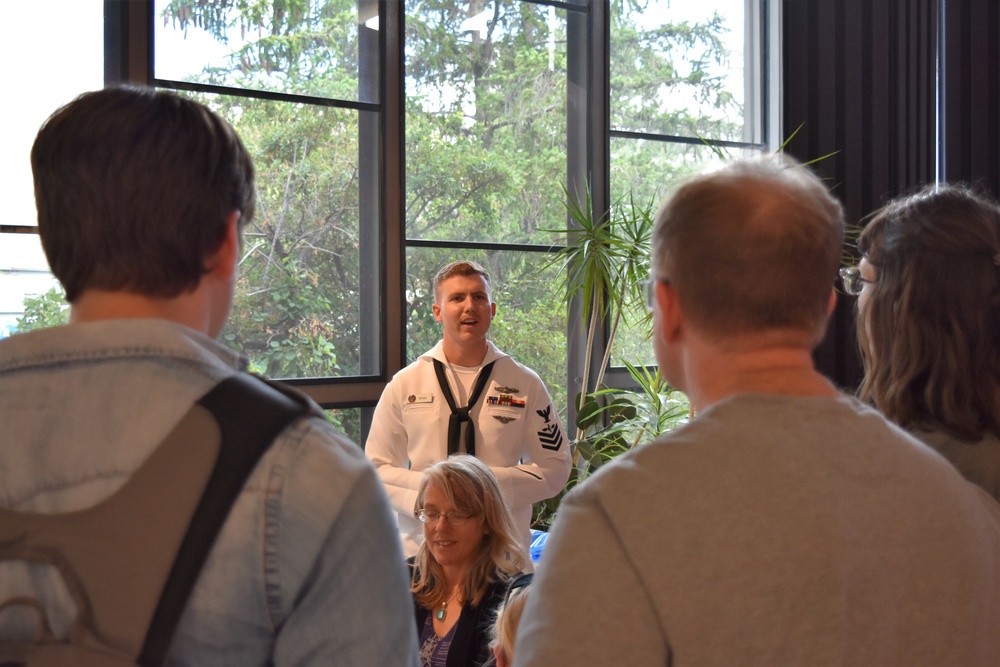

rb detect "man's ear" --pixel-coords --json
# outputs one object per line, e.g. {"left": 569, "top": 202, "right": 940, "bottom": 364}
{"left": 207, "top": 210, "right": 241, "bottom": 279}
{"left": 432, "top": 302, "right": 443, "bottom": 322}
{"left": 657, "top": 281, "right": 684, "bottom": 343}
{"left": 490, "top": 302, "right": 496, "bottom": 318}
{"left": 827, "top": 287, "right": 837, "bottom": 317}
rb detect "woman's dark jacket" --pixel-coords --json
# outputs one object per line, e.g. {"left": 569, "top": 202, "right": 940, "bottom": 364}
{"left": 409, "top": 560, "right": 509, "bottom": 667}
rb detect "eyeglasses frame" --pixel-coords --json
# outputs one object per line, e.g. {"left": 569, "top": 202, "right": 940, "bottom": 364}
{"left": 839, "top": 265, "right": 872, "bottom": 297}
{"left": 638, "top": 276, "right": 672, "bottom": 311}
{"left": 414, "top": 508, "right": 475, "bottom": 526}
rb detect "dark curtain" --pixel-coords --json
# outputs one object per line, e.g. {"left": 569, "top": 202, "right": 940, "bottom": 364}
{"left": 782, "top": 0, "right": 938, "bottom": 389}
{"left": 941, "top": 0, "right": 1000, "bottom": 193}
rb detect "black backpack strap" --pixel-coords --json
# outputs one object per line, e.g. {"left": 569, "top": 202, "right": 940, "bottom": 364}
{"left": 137, "top": 374, "right": 313, "bottom": 667}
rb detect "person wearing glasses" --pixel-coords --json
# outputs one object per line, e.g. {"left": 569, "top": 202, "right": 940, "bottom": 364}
{"left": 410, "top": 455, "right": 529, "bottom": 667}
{"left": 844, "top": 184, "right": 1000, "bottom": 501}
{"left": 514, "top": 155, "right": 1000, "bottom": 666}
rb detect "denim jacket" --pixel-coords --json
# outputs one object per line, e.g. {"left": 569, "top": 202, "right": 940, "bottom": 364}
{"left": 0, "top": 319, "right": 419, "bottom": 666}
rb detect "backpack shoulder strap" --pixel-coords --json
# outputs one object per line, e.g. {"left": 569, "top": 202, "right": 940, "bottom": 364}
{"left": 0, "top": 374, "right": 315, "bottom": 667}
{"left": 137, "top": 374, "right": 313, "bottom": 666}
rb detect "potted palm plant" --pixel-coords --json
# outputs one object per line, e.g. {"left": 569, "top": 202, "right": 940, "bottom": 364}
{"left": 532, "top": 188, "right": 691, "bottom": 527}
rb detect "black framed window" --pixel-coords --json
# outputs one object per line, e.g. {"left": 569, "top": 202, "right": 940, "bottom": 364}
{"left": 3, "top": 0, "right": 774, "bottom": 441}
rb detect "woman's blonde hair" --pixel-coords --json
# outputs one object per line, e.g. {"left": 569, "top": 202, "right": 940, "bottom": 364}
{"left": 857, "top": 183, "right": 1000, "bottom": 440}
{"left": 489, "top": 582, "right": 530, "bottom": 666}
{"left": 411, "top": 455, "right": 528, "bottom": 608}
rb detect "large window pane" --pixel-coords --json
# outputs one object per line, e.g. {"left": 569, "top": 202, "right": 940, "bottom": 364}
{"left": 324, "top": 407, "right": 364, "bottom": 444}
{"left": 610, "top": 138, "right": 730, "bottom": 211}
{"left": 155, "top": 0, "right": 380, "bottom": 104}
{"left": 156, "top": 0, "right": 382, "bottom": 382}
{"left": 405, "top": 1, "right": 582, "bottom": 245}
{"left": 611, "top": 0, "right": 756, "bottom": 143}
{"left": 184, "top": 93, "right": 374, "bottom": 380}
{"left": 609, "top": 143, "right": 761, "bottom": 368}
{"left": 609, "top": 0, "right": 766, "bottom": 373}
{"left": 405, "top": 247, "right": 568, "bottom": 416}
{"left": 0, "top": 234, "right": 65, "bottom": 338}
{"left": 1, "top": 0, "right": 102, "bottom": 336}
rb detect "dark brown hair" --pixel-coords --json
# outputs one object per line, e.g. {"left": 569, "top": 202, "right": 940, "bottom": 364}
{"left": 857, "top": 183, "right": 1000, "bottom": 440}
{"left": 31, "top": 85, "right": 255, "bottom": 302}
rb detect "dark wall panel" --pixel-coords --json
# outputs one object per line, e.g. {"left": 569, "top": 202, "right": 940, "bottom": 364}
{"left": 942, "top": 0, "right": 1000, "bottom": 194}
{"left": 782, "top": 0, "right": 937, "bottom": 389}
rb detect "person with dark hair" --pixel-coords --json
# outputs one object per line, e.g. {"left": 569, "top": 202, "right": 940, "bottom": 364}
{"left": 409, "top": 455, "right": 528, "bottom": 667}
{"left": 849, "top": 183, "right": 1000, "bottom": 500}
{"left": 0, "top": 85, "right": 419, "bottom": 666}
{"left": 515, "top": 155, "right": 1000, "bottom": 666}
{"left": 366, "top": 260, "right": 571, "bottom": 558}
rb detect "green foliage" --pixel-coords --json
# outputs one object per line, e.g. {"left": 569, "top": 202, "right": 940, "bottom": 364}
{"left": 16, "top": 286, "right": 68, "bottom": 332}
{"left": 531, "top": 189, "right": 691, "bottom": 529}
{"left": 200, "top": 95, "right": 365, "bottom": 379}
{"left": 158, "top": 0, "right": 740, "bottom": 399}
{"left": 403, "top": 1, "right": 570, "bottom": 246}
{"left": 324, "top": 407, "right": 363, "bottom": 445}
{"left": 610, "top": 9, "right": 738, "bottom": 140}
{"left": 163, "top": 0, "right": 364, "bottom": 97}
{"left": 225, "top": 251, "right": 345, "bottom": 377}
{"left": 542, "top": 188, "right": 656, "bottom": 430}
{"left": 533, "top": 362, "right": 691, "bottom": 527}
{"left": 159, "top": 2, "right": 734, "bottom": 529}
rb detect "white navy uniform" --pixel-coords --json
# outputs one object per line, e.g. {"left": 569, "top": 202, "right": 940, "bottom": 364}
{"left": 366, "top": 340, "right": 572, "bottom": 556}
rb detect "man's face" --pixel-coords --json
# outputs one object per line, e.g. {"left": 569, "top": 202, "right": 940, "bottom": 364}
{"left": 433, "top": 273, "right": 496, "bottom": 348}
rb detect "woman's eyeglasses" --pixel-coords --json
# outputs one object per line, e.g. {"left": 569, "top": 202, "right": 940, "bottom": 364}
{"left": 415, "top": 509, "right": 474, "bottom": 526}
{"left": 839, "top": 266, "right": 872, "bottom": 296}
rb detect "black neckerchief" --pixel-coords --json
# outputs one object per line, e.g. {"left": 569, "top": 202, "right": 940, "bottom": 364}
{"left": 432, "top": 359, "right": 496, "bottom": 457}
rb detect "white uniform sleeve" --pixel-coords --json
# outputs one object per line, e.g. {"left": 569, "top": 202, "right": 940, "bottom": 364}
{"left": 488, "top": 377, "right": 572, "bottom": 508}
{"left": 364, "top": 379, "right": 424, "bottom": 516}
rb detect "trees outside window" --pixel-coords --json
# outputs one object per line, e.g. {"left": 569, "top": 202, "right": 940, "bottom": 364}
{"left": 13, "top": 0, "right": 770, "bottom": 443}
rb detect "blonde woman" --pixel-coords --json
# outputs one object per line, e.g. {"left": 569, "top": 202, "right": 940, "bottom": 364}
{"left": 850, "top": 183, "right": 1000, "bottom": 500}
{"left": 410, "top": 455, "right": 529, "bottom": 667}
{"left": 488, "top": 573, "right": 532, "bottom": 667}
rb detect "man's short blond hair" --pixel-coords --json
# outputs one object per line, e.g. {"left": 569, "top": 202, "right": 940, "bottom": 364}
{"left": 433, "top": 260, "right": 492, "bottom": 303}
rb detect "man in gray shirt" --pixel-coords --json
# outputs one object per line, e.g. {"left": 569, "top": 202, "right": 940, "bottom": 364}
{"left": 515, "top": 155, "right": 1000, "bottom": 666}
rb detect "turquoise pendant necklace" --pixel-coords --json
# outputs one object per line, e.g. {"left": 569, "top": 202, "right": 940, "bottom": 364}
{"left": 436, "top": 587, "right": 461, "bottom": 621}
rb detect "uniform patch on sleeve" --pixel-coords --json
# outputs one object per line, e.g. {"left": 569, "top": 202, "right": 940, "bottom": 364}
{"left": 536, "top": 405, "right": 562, "bottom": 450}
{"left": 538, "top": 423, "right": 563, "bottom": 451}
